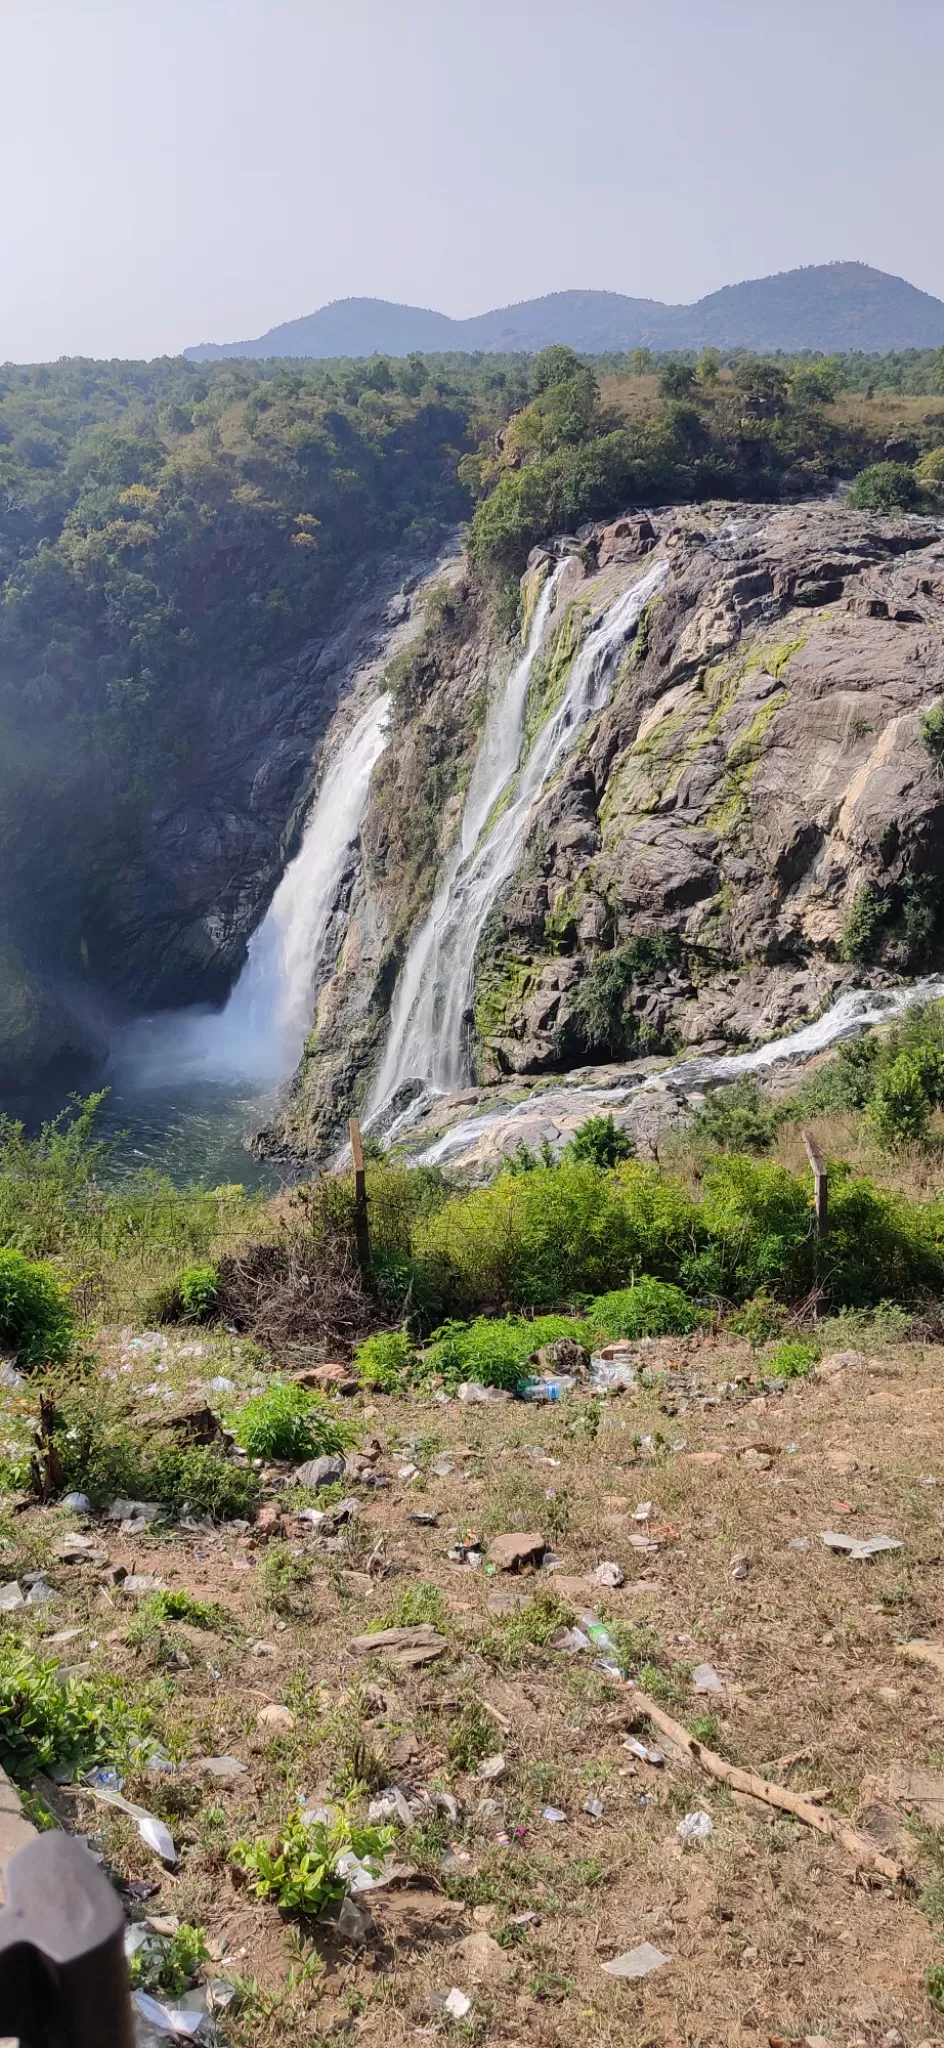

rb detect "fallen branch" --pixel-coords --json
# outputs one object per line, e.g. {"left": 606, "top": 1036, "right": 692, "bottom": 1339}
{"left": 628, "top": 1688, "right": 904, "bottom": 1883}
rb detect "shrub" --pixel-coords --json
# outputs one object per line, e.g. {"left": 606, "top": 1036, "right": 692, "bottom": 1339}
{"left": 178, "top": 1264, "right": 218, "bottom": 1323}
{"left": 766, "top": 1337, "right": 820, "bottom": 1379}
{"left": 53, "top": 1384, "right": 260, "bottom": 1519}
{"left": 419, "top": 1312, "right": 590, "bottom": 1390}
{"left": 229, "top": 1383, "right": 352, "bottom": 1462}
{"left": 0, "top": 1639, "right": 150, "bottom": 1780}
{"left": 864, "top": 1051, "right": 943, "bottom": 1148}
{"left": 728, "top": 1293, "right": 784, "bottom": 1348}
{"left": 586, "top": 1278, "right": 700, "bottom": 1340}
{"left": 847, "top": 461, "right": 921, "bottom": 511}
{"left": 137, "top": 1589, "right": 232, "bottom": 1631}
{"left": 566, "top": 1115, "right": 635, "bottom": 1169}
{"left": 447, "top": 1702, "right": 496, "bottom": 1771}
{"left": 256, "top": 1542, "right": 312, "bottom": 1614}
{"left": 689, "top": 1078, "right": 782, "bottom": 1154}
{"left": 0, "top": 1248, "right": 73, "bottom": 1369}
{"left": 841, "top": 885, "right": 890, "bottom": 963}
{"left": 571, "top": 937, "right": 674, "bottom": 1059}
{"left": 920, "top": 703, "right": 944, "bottom": 768}
{"left": 230, "top": 1807, "right": 395, "bottom": 1916}
{"left": 354, "top": 1330, "right": 414, "bottom": 1390}
{"left": 373, "top": 1582, "right": 447, "bottom": 1632}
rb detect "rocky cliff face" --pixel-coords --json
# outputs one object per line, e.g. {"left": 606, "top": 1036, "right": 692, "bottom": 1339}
{"left": 274, "top": 499, "right": 944, "bottom": 1158}
{"left": 0, "top": 540, "right": 449, "bottom": 1113}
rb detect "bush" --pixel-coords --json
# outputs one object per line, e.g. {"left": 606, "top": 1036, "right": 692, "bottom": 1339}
{"left": 128, "top": 1925, "right": 208, "bottom": 1999}
{"left": 229, "top": 1383, "right": 352, "bottom": 1462}
{"left": 841, "top": 885, "right": 890, "bottom": 963}
{"left": 728, "top": 1294, "right": 784, "bottom": 1348}
{"left": 865, "top": 1049, "right": 944, "bottom": 1148}
{"left": 586, "top": 1278, "right": 700, "bottom": 1339}
{"left": 847, "top": 461, "right": 921, "bottom": 511}
{"left": 419, "top": 1312, "right": 589, "bottom": 1390}
{"left": 566, "top": 1115, "right": 635, "bottom": 1169}
{"left": 766, "top": 1337, "right": 820, "bottom": 1379}
{"left": 354, "top": 1330, "right": 414, "bottom": 1390}
{"left": 53, "top": 1384, "right": 260, "bottom": 1519}
{"left": 921, "top": 704, "right": 944, "bottom": 768}
{"left": 570, "top": 937, "right": 674, "bottom": 1059}
{"left": 689, "top": 1078, "right": 782, "bottom": 1153}
{"left": 231, "top": 1807, "right": 395, "bottom": 1916}
{"left": 0, "top": 1638, "right": 151, "bottom": 1780}
{"left": 0, "top": 1248, "right": 73, "bottom": 1369}
{"left": 178, "top": 1264, "right": 218, "bottom": 1323}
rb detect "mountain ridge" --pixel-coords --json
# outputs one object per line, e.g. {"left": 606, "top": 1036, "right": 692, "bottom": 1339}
{"left": 185, "top": 262, "right": 944, "bottom": 362}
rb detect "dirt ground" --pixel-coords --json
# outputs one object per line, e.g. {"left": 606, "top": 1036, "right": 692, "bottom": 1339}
{"left": 6, "top": 1326, "right": 944, "bottom": 2048}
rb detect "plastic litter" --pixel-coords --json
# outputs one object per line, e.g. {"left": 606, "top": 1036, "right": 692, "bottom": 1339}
{"left": 821, "top": 1530, "right": 904, "bottom": 1560}
{"left": 85, "top": 1767, "right": 123, "bottom": 1793}
{"left": 458, "top": 1382, "right": 505, "bottom": 1403}
{"left": 476, "top": 1753, "right": 506, "bottom": 1781}
{"left": 335, "top": 1848, "right": 391, "bottom": 1893}
{"left": 579, "top": 1613, "right": 618, "bottom": 1655}
{"left": 552, "top": 1626, "right": 591, "bottom": 1653}
{"left": 601, "top": 1942, "right": 669, "bottom": 1979}
{"left": 191, "top": 1757, "right": 246, "bottom": 1779}
{"left": 589, "top": 1561, "right": 624, "bottom": 1588}
{"left": 0, "top": 1360, "right": 25, "bottom": 1390}
{"left": 410, "top": 1512, "right": 439, "bottom": 1526}
{"left": 0, "top": 1582, "right": 25, "bottom": 1611}
{"left": 206, "top": 1376, "right": 234, "bottom": 1392}
{"left": 519, "top": 1375, "right": 576, "bottom": 1402}
{"left": 583, "top": 1796, "right": 605, "bottom": 1818}
{"left": 623, "top": 1737, "right": 664, "bottom": 1766}
{"left": 133, "top": 1991, "right": 204, "bottom": 2038}
{"left": 61, "top": 1492, "right": 92, "bottom": 1514}
{"left": 692, "top": 1661, "right": 723, "bottom": 1693}
{"left": 334, "top": 1894, "right": 369, "bottom": 1942}
{"left": 80, "top": 1784, "right": 176, "bottom": 1863}
{"left": 633, "top": 1501, "right": 652, "bottom": 1521}
{"left": 542, "top": 1805, "right": 568, "bottom": 1823}
{"left": 731, "top": 1554, "right": 750, "bottom": 1580}
{"left": 589, "top": 1356, "right": 637, "bottom": 1392}
{"left": 433, "top": 1988, "right": 471, "bottom": 2019}
{"left": 106, "top": 1499, "right": 161, "bottom": 1522}
{"left": 430, "top": 1460, "right": 454, "bottom": 1478}
{"left": 677, "top": 1809, "right": 713, "bottom": 1843}
{"left": 398, "top": 1463, "right": 419, "bottom": 1480}
{"left": 367, "top": 1785, "right": 417, "bottom": 1829}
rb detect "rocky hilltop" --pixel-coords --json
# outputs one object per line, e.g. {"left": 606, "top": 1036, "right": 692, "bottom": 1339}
{"left": 274, "top": 499, "right": 944, "bottom": 1159}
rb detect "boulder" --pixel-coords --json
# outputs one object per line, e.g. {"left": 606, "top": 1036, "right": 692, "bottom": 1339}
{"left": 485, "top": 1532, "right": 546, "bottom": 1573}
{"left": 294, "top": 1453, "right": 345, "bottom": 1490}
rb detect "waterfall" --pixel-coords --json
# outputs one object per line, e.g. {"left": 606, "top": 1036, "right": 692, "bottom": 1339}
{"left": 117, "top": 692, "right": 391, "bottom": 1090}
{"left": 368, "top": 554, "right": 668, "bottom": 1118}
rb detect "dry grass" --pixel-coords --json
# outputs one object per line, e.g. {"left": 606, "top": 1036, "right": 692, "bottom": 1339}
{"left": 6, "top": 1326, "right": 944, "bottom": 2047}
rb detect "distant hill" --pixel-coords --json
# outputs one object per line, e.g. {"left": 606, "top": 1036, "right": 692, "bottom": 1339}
{"left": 185, "top": 263, "right": 944, "bottom": 362}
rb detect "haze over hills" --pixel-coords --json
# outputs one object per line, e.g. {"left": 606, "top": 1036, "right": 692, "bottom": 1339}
{"left": 185, "top": 262, "right": 944, "bottom": 362}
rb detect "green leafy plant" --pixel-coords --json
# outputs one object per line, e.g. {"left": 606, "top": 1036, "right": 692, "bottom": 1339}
{"left": 256, "top": 1542, "right": 313, "bottom": 1614}
{"left": 128, "top": 1925, "right": 209, "bottom": 1998}
{"left": 447, "top": 1701, "right": 496, "bottom": 1772}
{"left": 419, "top": 1312, "right": 590, "bottom": 1391}
{"left": 766, "top": 1336, "right": 820, "bottom": 1379}
{"left": 372, "top": 1582, "right": 447, "bottom": 1632}
{"left": 354, "top": 1330, "right": 414, "bottom": 1390}
{"left": 53, "top": 1384, "right": 260, "bottom": 1519}
{"left": 177, "top": 1264, "right": 219, "bottom": 1324}
{"left": 229, "top": 1382, "right": 352, "bottom": 1462}
{"left": 570, "top": 937, "right": 674, "bottom": 1059}
{"left": 0, "top": 1248, "right": 73, "bottom": 1369}
{"left": 587, "top": 1278, "right": 700, "bottom": 1340}
{"left": 0, "top": 1640, "right": 150, "bottom": 1781}
{"left": 132, "top": 1589, "right": 232, "bottom": 1632}
{"left": 565, "top": 1115, "right": 635, "bottom": 1169}
{"left": 841, "top": 885, "right": 890, "bottom": 964}
{"left": 729, "top": 1293, "right": 784, "bottom": 1349}
{"left": 230, "top": 1807, "right": 395, "bottom": 1916}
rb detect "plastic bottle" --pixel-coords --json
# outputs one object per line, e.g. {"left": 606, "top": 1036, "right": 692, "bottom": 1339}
{"left": 518, "top": 1374, "right": 577, "bottom": 1402}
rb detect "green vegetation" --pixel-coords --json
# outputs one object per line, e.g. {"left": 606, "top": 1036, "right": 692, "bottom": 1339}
{"left": 565, "top": 1114, "right": 635, "bottom": 1169}
{"left": 229, "top": 1382, "right": 352, "bottom": 1462}
{"left": 53, "top": 1379, "right": 260, "bottom": 1519}
{"left": 230, "top": 1807, "right": 395, "bottom": 1916}
{"left": 177, "top": 1264, "right": 219, "bottom": 1323}
{"left": 689, "top": 1077, "right": 785, "bottom": 1154}
{"left": 767, "top": 1336, "right": 821, "bottom": 1379}
{"left": 570, "top": 936, "right": 677, "bottom": 1059}
{"left": 920, "top": 703, "right": 944, "bottom": 768}
{"left": 419, "top": 1313, "right": 589, "bottom": 1390}
{"left": 847, "top": 460, "right": 922, "bottom": 510}
{"left": 127, "top": 1925, "right": 209, "bottom": 1999}
{"left": 842, "top": 885, "right": 891, "bottom": 964}
{"left": 0, "top": 1637, "right": 151, "bottom": 1780}
{"left": 353, "top": 1329, "right": 414, "bottom": 1390}
{"left": 587, "top": 1278, "right": 701, "bottom": 1338}
{"left": 0, "top": 1247, "right": 73, "bottom": 1369}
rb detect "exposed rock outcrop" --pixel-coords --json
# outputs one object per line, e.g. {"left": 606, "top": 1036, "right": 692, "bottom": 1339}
{"left": 275, "top": 500, "right": 944, "bottom": 1158}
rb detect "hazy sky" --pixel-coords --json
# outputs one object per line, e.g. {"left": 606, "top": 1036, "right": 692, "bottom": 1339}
{"left": 3, "top": 0, "right": 942, "bottom": 362}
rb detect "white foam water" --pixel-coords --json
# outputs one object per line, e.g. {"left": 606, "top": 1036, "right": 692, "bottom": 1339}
{"left": 369, "top": 555, "right": 668, "bottom": 1118}
{"left": 116, "top": 692, "right": 391, "bottom": 1090}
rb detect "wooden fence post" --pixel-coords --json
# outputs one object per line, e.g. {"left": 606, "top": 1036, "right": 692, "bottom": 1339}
{"left": 349, "top": 1116, "right": 371, "bottom": 1271}
{"left": 803, "top": 1130, "right": 828, "bottom": 1238}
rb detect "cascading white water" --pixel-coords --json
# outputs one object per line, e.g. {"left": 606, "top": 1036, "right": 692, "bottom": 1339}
{"left": 412, "top": 974, "right": 944, "bottom": 1168}
{"left": 117, "top": 692, "right": 391, "bottom": 1090}
{"left": 368, "top": 555, "right": 669, "bottom": 1118}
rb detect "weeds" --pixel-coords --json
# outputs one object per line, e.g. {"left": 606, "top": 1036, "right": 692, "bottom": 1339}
{"left": 256, "top": 1544, "right": 313, "bottom": 1614}
{"left": 230, "top": 1383, "right": 352, "bottom": 1463}
{"left": 0, "top": 1639, "right": 151, "bottom": 1780}
{"left": 372, "top": 1582, "right": 447, "bottom": 1632}
{"left": 128, "top": 1924, "right": 209, "bottom": 1998}
{"left": 230, "top": 1808, "right": 395, "bottom": 1916}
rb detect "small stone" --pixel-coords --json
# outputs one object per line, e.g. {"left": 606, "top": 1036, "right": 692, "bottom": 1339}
{"left": 257, "top": 1704, "right": 295, "bottom": 1733}
{"left": 294, "top": 1454, "right": 345, "bottom": 1490}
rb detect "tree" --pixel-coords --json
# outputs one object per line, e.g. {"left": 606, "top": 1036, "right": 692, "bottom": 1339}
{"left": 531, "top": 345, "right": 585, "bottom": 395}
{"left": 658, "top": 359, "right": 697, "bottom": 399}
{"left": 696, "top": 348, "right": 721, "bottom": 385}
{"left": 791, "top": 356, "right": 845, "bottom": 405}
{"left": 628, "top": 348, "right": 653, "bottom": 377}
{"left": 848, "top": 462, "right": 921, "bottom": 511}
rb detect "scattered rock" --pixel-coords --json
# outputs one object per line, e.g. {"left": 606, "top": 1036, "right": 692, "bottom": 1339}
{"left": 136, "top": 1399, "right": 224, "bottom": 1446}
{"left": 898, "top": 1640, "right": 944, "bottom": 1678}
{"left": 449, "top": 1930, "right": 513, "bottom": 1983}
{"left": 294, "top": 1454, "right": 346, "bottom": 1489}
{"left": 529, "top": 1338, "right": 590, "bottom": 1379}
{"left": 817, "top": 1349, "right": 868, "bottom": 1380}
{"left": 348, "top": 1624, "right": 448, "bottom": 1667}
{"left": 485, "top": 1532, "right": 546, "bottom": 1572}
{"left": 257, "top": 1704, "right": 295, "bottom": 1733}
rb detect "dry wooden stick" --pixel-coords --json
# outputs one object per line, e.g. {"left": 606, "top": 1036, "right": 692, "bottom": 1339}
{"left": 629, "top": 1688, "right": 904, "bottom": 1883}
